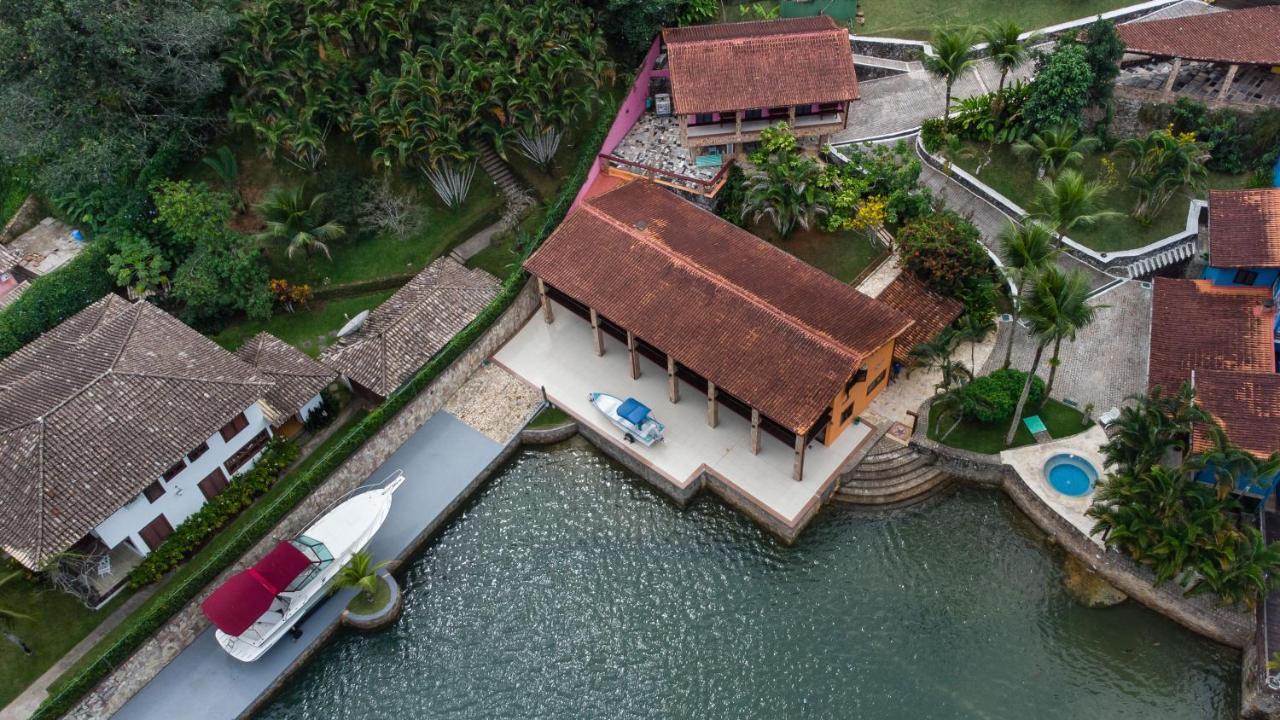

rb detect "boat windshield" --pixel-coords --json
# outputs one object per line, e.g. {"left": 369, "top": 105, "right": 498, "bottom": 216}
{"left": 285, "top": 535, "right": 333, "bottom": 591}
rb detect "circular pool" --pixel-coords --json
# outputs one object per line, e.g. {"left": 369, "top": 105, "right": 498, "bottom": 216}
{"left": 1044, "top": 453, "right": 1098, "bottom": 496}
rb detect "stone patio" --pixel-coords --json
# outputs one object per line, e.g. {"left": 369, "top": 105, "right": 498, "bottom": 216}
{"left": 443, "top": 363, "right": 542, "bottom": 443}
{"left": 1001, "top": 425, "right": 1110, "bottom": 547}
{"left": 610, "top": 114, "right": 722, "bottom": 186}
{"left": 5, "top": 217, "right": 83, "bottom": 275}
{"left": 493, "top": 306, "right": 875, "bottom": 533}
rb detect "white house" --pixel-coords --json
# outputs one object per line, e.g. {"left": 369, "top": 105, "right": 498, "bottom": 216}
{"left": 0, "top": 297, "right": 333, "bottom": 606}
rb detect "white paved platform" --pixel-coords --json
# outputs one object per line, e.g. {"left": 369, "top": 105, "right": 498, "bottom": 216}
{"left": 495, "top": 307, "right": 873, "bottom": 528}
{"left": 1002, "top": 425, "right": 1110, "bottom": 547}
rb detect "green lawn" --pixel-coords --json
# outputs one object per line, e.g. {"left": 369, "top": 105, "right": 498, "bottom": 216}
{"left": 345, "top": 576, "right": 391, "bottom": 615}
{"left": 0, "top": 562, "right": 131, "bottom": 707}
{"left": 755, "top": 223, "right": 886, "bottom": 283}
{"left": 928, "top": 398, "right": 1092, "bottom": 454}
{"left": 210, "top": 289, "right": 396, "bottom": 357}
{"left": 948, "top": 142, "right": 1250, "bottom": 253}
{"left": 528, "top": 405, "right": 570, "bottom": 429}
{"left": 854, "top": 0, "right": 1135, "bottom": 40}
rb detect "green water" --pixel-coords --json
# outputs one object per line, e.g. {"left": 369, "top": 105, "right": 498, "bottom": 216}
{"left": 260, "top": 440, "right": 1238, "bottom": 719}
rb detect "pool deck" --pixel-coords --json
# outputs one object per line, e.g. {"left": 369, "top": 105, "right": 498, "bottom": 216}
{"left": 110, "top": 411, "right": 508, "bottom": 720}
{"left": 493, "top": 307, "right": 874, "bottom": 541}
{"left": 1001, "top": 426, "right": 1110, "bottom": 547}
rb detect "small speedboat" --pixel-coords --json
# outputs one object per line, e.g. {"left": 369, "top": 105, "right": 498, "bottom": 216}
{"left": 589, "top": 392, "right": 665, "bottom": 446}
{"left": 201, "top": 471, "right": 405, "bottom": 662}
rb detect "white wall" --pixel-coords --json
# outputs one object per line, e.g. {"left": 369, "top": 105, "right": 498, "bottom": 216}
{"left": 92, "top": 402, "right": 273, "bottom": 554}
{"left": 297, "top": 392, "right": 324, "bottom": 423}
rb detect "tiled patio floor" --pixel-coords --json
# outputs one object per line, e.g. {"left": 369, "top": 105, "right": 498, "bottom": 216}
{"left": 494, "top": 306, "right": 873, "bottom": 529}
{"left": 1001, "top": 426, "right": 1111, "bottom": 547}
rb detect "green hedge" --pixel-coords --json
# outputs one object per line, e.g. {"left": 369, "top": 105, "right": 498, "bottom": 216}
{"left": 127, "top": 441, "right": 299, "bottom": 587}
{"left": 0, "top": 243, "right": 116, "bottom": 359}
{"left": 959, "top": 369, "right": 1046, "bottom": 424}
{"left": 32, "top": 99, "right": 616, "bottom": 720}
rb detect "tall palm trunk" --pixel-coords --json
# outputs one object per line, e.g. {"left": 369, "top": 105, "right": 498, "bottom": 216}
{"left": 1006, "top": 342, "right": 1046, "bottom": 446}
{"left": 1045, "top": 335, "right": 1064, "bottom": 398}
{"left": 943, "top": 80, "right": 954, "bottom": 132}
{"left": 1002, "top": 284, "right": 1026, "bottom": 370}
{"left": 992, "top": 68, "right": 1009, "bottom": 116}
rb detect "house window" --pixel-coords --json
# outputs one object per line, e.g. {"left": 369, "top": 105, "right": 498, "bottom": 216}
{"left": 197, "top": 468, "right": 229, "bottom": 501}
{"left": 188, "top": 441, "right": 209, "bottom": 463}
{"left": 225, "top": 429, "right": 271, "bottom": 474}
{"left": 868, "top": 370, "right": 887, "bottom": 393}
{"left": 161, "top": 460, "right": 185, "bottom": 482}
{"left": 1234, "top": 269, "right": 1259, "bottom": 285}
{"left": 768, "top": 106, "right": 789, "bottom": 117}
{"left": 219, "top": 412, "right": 250, "bottom": 441}
{"left": 744, "top": 109, "right": 762, "bottom": 121}
{"left": 142, "top": 481, "right": 165, "bottom": 503}
{"left": 695, "top": 112, "right": 714, "bottom": 125}
{"left": 845, "top": 368, "right": 868, "bottom": 394}
{"left": 840, "top": 404, "right": 854, "bottom": 424}
{"left": 139, "top": 514, "right": 175, "bottom": 551}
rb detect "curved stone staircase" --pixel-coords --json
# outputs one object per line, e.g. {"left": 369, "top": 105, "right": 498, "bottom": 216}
{"left": 833, "top": 436, "right": 949, "bottom": 509}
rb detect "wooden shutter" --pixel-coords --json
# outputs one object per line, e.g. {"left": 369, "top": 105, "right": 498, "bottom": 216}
{"left": 139, "top": 514, "right": 175, "bottom": 551}
{"left": 197, "top": 468, "right": 229, "bottom": 500}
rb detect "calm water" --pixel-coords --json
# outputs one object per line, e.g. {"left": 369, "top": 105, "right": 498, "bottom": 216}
{"left": 260, "top": 440, "right": 1238, "bottom": 720}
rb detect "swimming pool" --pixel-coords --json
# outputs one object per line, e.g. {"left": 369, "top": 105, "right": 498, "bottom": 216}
{"left": 1044, "top": 453, "right": 1099, "bottom": 496}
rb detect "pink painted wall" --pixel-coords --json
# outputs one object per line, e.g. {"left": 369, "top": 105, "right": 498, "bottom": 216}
{"left": 573, "top": 36, "right": 668, "bottom": 209}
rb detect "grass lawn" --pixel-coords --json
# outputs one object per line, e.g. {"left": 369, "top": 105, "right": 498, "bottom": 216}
{"left": 345, "top": 576, "right": 391, "bottom": 615}
{"left": 210, "top": 289, "right": 396, "bottom": 357}
{"left": 0, "top": 563, "right": 131, "bottom": 707}
{"left": 854, "top": 0, "right": 1135, "bottom": 40}
{"left": 928, "top": 398, "right": 1092, "bottom": 454}
{"left": 528, "top": 405, "right": 570, "bottom": 429}
{"left": 753, "top": 223, "right": 886, "bottom": 283}
{"left": 44, "top": 408, "right": 370, "bottom": 701}
{"left": 948, "top": 141, "right": 1250, "bottom": 253}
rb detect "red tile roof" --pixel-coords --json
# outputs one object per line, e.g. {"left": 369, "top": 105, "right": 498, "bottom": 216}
{"left": 875, "top": 273, "right": 964, "bottom": 365}
{"left": 1117, "top": 6, "right": 1280, "bottom": 66}
{"left": 1191, "top": 370, "right": 1280, "bottom": 459}
{"left": 1208, "top": 189, "right": 1280, "bottom": 268}
{"left": 1147, "top": 278, "right": 1275, "bottom": 394}
{"left": 662, "top": 17, "right": 859, "bottom": 116}
{"left": 524, "top": 181, "right": 913, "bottom": 434}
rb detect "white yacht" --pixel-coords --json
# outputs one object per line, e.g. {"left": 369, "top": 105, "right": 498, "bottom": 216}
{"left": 201, "top": 472, "right": 405, "bottom": 662}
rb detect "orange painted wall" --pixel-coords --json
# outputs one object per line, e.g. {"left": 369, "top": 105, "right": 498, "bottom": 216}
{"left": 823, "top": 338, "right": 897, "bottom": 446}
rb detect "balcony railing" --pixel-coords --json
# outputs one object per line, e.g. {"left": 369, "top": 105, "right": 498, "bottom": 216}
{"left": 599, "top": 153, "right": 734, "bottom": 198}
{"left": 686, "top": 112, "right": 843, "bottom": 138}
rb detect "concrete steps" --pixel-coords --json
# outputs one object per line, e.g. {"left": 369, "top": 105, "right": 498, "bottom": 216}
{"left": 477, "top": 144, "right": 525, "bottom": 203}
{"left": 832, "top": 437, "right": 948, "bottom": 508}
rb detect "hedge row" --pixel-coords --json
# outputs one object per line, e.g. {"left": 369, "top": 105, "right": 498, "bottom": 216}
{"left": 32, "top": 101, "right": 616, "bottom": 720}
{"left": 0, "top": 243, "right": 116, "bottom": 358}
{"left": 127, "top": 441, "right": 300, "bottom": 587}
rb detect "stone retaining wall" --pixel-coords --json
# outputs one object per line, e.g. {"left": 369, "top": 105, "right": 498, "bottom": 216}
{"left": 67, "top": 282, "right": 540, "bottom": 720}
{"left": 519, "top": 421, "right": 579, "bottom": 446}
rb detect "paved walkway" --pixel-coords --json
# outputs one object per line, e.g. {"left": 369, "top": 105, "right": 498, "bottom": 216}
{"left": 111, "top": 411, "right": 507, "bottom": 720}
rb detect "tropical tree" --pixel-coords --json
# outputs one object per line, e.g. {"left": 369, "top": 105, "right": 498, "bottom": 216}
{"left": 0, "top": 572, "right": 32, "bottom": 655}
{"left": 740, "top": 124, "right": 828, "bottom": 239}
{"left": 1012, "top": 125, "right": 1100, "bottom": 178}
{"left": 1101, "top": 384, "right": 1209, "bottom": 475}
{"left": 333, "top": 551, "right": 390, "bottom": 603}
{"left": 1030, "top": 168, "right": 1121, "bottom": 246}
{"left": 998, "top": 220, "right": 1058, "bottom": 370}
{"left": 1022, "top": 42, "right": 1095, "bottom": 132}
{"left": 922, "top": 27, "right": 979, "bottom": 133}
{"left": 980, "top": 21, "right": 1034, "bottom": 115}
{"left": 1004, "top": 266, "right": 1066, "bottom": 446}
{"left": 202, "top": 146, "right": 244, "bottom": 210}
{"left": 1114, "top": 127, "right": 1209, "bottom": 224}
{"left": 909, "top": 330, "right": 973, "bottom": 438}
{"left": 1039, "top": 268, "right": 1099, "bottom": 398}
{"left": 954, "top": 311, "right": 996, "bottom": 371}
{"left": 1194, "top": 425, "right": 1280, "bottom": 500}
{"left": 255, "top": 186, "right": 346, "bottom": 260}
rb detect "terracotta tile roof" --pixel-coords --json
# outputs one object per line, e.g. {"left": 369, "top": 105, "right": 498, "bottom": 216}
{"left": 234, "top": 333, "right": 336, "bottom": 419}
{"left": 1147, "top": 278, "right": 1275, "bottom": 394}
{"left": 320, "top": 258, "right": 500, "bottom": 398}
{"left": 1191, "top": 370, "right": 1280, "bottom": 459}
{"left": 1208, "top": 189, "right": 1280, "bottom": 268}
{"left": 875, "top": 273, "right": 965, "bottom": 365}
{"left": 662, "top": 17, "right": 859, "bottom": 115}
{"left": 1117, "top": 6, "right": 1280, "bottom": 66}
{"left": 524, "top": 181, "right": 913, "bottom": 434}
{"left": 0, "top": 295, "right": 273, "bottom": 569}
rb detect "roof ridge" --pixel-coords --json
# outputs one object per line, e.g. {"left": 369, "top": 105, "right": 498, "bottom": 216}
{"left": 35, "top": 422, "right": 45, "bottom": 569}
{"left": 112, "top": 370, "right": 274, "bottom": 387}
{"left": 580, "top": 199, "right": 865, "bottom": 364}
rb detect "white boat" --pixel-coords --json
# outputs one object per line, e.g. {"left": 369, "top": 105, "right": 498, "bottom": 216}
{"left": 588, "top": 392, "right": 665, "bottom": 446}
{"left": 201, "top": 472, "right": 405, "bottom": 662}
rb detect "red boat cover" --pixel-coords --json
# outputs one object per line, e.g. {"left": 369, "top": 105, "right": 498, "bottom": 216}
{"left": 200, "top": 541, "right": 312, "bottom": 636}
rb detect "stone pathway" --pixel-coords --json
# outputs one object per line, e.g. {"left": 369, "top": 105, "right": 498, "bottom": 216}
{"left": 443, "top": 363, "right": 542, "bottom": 443}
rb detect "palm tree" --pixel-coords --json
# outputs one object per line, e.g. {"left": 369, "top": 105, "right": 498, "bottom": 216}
{"left": 1030, "top": 168, "right": 1122, "bottom": 247}
{"left": 1101, "top": 384, "right": 1210, "bottom": 475}
{"left": 906, "top": 329, "right": 957, "bottom": 379}
{"left": 922, "top": 27, "right": 979, "bottom": 133}
{"left": 333, "top": 551, "right": 390, "bottom": 603}
{"left": 1195, "top": 426, "right": 1280, "bottom": 500}
{"left": 255, "top": 185, "right": 346, "bottom": 260}
{"left": 0, "top": 572, "right": 32, "bottom": 655}
{"left": 1040, "top": 268, "right": 1099, "bottom": 398}
{"left": 980, "top": 21, "right": 1034, "bottom": 115}
{"left": 998, "top": 220, "right": 1058, "bottom": 370}
{"left": 954, "top": 311, "right": 996, "bottom": 372}
{"left": 739, "top": 130, "right": 829, "bottom": 239}
{"left": 1114, "top": 128, "right": 1209, "bottom": 224}
{"left": 1012, "top": 125, "right": 1100, "bottom": 178}
{"left": 1004, "top": 266, "right": 1065, "bottom": 446}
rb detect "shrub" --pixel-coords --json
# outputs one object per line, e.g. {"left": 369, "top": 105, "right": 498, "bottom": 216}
{"left": 1024, "top": 43, "right": 1094, "bottom": 132}
{"left": 960, "top": 369, "right": 1045, "bottom": 424}
{"left": 920, "top": 118, "right": 947, "bottom": 154}
{"left": 0, "top": 243, "right": 116, "bottom": 359}
{"left": 1169, "top": 98, "right": 1280, "bottom": 174}
{"left": 896, "top": 210, "right": 1000, "bottom": 319}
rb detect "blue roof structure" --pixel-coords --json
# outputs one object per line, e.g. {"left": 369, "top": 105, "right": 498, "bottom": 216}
{"left": 618, "top": 398, "right": 650, "bottom": 426}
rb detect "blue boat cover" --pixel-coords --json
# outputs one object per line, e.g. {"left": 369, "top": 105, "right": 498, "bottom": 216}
{"left": 618, "top": 398, "right": 650, "bottom": 426}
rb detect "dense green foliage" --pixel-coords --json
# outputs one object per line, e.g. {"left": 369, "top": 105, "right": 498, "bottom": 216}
{"left": 1114, "top": 127, "right": 1207, "bottom": 225}
{"left": 960, "top": 369, "right": 1044, "bottom": 424}
{"left": 823, "top": 141, "right": 933, "bottom": 229}
{"left": 740, "top": 125, "right": 828, "bottom": 238}
{"left": 714, "top": 165, "right": 749, "bottom": 229}
{"left": 0, "top": 0, "right": 231, "bottom": 199}
{"left": 921, "top": 26, "right": 979, "bottom": 131}
{"left": 128, "top": 441, "right": 300, "bottom": 587}
{"left": 0, "top": 245, "right": 116, "bottom": 358}
{"left": 895, "top": 210, "right": 999, "bottom": 319}
{"left": 1024, "top": 43, "right": 1094, "bottom": 131}
{"left": 1078, "top": 19, "right": 1125, "bottom": 108}
{"left": 1168, "top": 98, "right": 1280, "bottom": 175}
{"left": 591, "top": 0, "right": 681, "bottom": 64}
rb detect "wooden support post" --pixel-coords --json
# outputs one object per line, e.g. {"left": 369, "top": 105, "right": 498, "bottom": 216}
{"left": 750, "top": 409, "right": 761, "bottom": 455}
{"left": 707, "top": 381, "right": 718, "bottom": 428}
{"left": 735, "top": 110, "right": 743, "bottom": 138}
{"left": 793, "top": 434, "right": 806, "bottom": 482}
{"left": 536, "top": 278, "right": 553, "bottom": 324}
{"left": 589, "top": 309, "right": 604, "bottom": 357}
{"left": 626, "top": 331, "right": 640, "bottom": 380}
{"left": 1162, "top": 57, "right": 1182, "bottom": 99}
{"left": 667, "top": 355, "right": 679, "bottom": 404}
{"left": 1216, "top": 64, "right": 1239, "bottom": 105}
{"left": 788, "top": 105, "right": 796, "bottom": 124}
